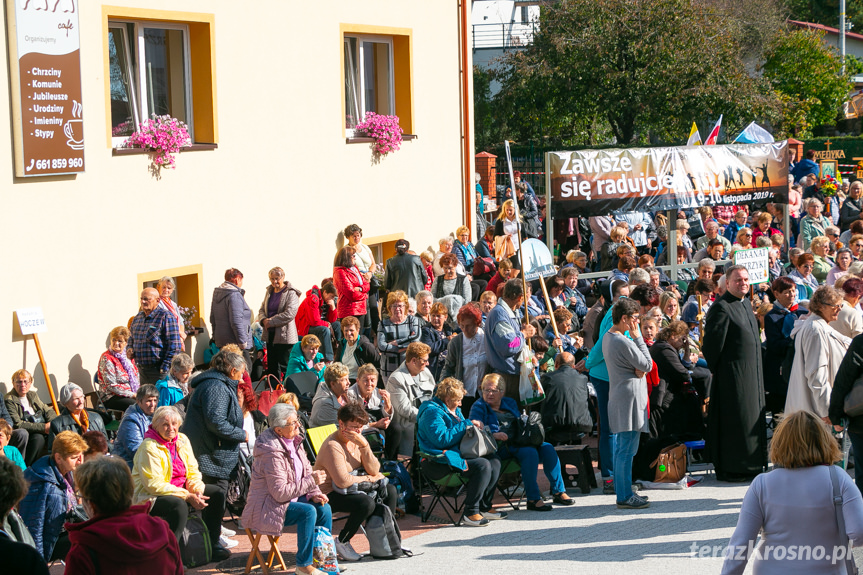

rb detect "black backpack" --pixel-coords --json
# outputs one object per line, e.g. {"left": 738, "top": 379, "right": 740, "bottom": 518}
{"left": 226, "top": 448, "right": 253, "bottom": 516}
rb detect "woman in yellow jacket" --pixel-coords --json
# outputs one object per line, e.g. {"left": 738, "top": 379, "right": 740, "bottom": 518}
{"left": 132, "top": 406, "right": 232, "bottom": 562}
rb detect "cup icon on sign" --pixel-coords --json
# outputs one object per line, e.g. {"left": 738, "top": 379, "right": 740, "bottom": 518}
{"left": 64, "top": 119, "right": 83, "bottom": 150}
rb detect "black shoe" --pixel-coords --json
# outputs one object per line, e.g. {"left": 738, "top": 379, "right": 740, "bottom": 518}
{"left": 526, "top": 500, "right": 553, "bottom": 511}
{"left": 211, "top": 544, "right": 232, "bottom": 563}
{"left": 552, "top": 493, "right": 575, "bottom": 506}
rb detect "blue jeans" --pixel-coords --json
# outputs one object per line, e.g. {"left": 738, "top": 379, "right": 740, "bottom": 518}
{"left": 501, "top": 443, "right": 567, "bottom": 502}
{"left": 591, "top": 376, "right": 615, "bottom": 478}
{"left": 283, "top": 499, "right": 332, "bottom": 567}
{"left": 613, "top": 431, "right": 641, "bottom": 502}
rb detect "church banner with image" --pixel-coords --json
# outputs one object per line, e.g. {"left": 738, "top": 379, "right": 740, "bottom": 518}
{"left": 547, "top": 142, "right": 788, "bottom": 218}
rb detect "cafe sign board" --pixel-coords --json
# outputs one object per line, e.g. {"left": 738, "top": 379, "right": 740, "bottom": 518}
{"left": 6, "top": 0, "right": 84, "bottom": 177}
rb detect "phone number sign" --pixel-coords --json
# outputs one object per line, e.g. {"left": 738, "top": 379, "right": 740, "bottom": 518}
{"left": 6, "top": 0, "right": 85, "bottom": 177}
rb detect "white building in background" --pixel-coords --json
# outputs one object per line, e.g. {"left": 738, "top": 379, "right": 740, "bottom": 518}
{"left": 472, "top": 1, "right": 540, "bottom": 76}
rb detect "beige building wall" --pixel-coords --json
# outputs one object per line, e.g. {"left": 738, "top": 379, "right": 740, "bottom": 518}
{"left": 0, "top": 0, "right": 473, "bottom": 402}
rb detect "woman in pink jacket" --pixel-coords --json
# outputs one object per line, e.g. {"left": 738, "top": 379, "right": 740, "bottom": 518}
{"left": 241, "top": 403, "right": 330, "bottom": 575}
{"left": 333, "top": 246, "right": 370, "bottom": 333}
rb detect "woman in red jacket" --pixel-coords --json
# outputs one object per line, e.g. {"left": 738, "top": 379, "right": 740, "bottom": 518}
{"left": 333, "top": 246, "right": 371, "bottom": 334}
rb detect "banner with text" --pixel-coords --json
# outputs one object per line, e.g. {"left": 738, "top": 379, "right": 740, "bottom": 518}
{"left": 548, "top": 141, "right": 788, "bottom": 218}
{"left": 6, "top": 0, "right": 84, "bottom": 177}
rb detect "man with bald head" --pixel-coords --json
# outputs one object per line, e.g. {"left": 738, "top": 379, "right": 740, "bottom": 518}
{"left": 128, "top": 287, "right": 182, "bottom": 384}
{"left": 541, "top": 351, "right": 592, "bottom": 444}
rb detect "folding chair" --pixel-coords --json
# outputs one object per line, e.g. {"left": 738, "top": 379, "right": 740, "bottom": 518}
{"left": 417, "top": 452, "right": 469, "bottom": 526}
{"left": 306, "top": 424, "right": 338, "bottom": 458}
{"left": 244, "top": 529, "right": 287, "bottom": 575}
{"left": 285, "top": 371, "right": 319, "bottom": 413}
{"left": 495, "top": 457, "right": 525, "bottom": 511}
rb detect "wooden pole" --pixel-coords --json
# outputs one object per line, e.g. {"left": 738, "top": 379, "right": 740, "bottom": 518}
{"left": 32, "top": 334, "right": 60, "bottom": 415}
{"left": 538, "top": 276, "right": 564, "bottom": 354}
{"left": 697, "top": 293, "right": 705, "bottom": 347}
{"left": 516, "top": 230, "right": 531, "bottom": 345}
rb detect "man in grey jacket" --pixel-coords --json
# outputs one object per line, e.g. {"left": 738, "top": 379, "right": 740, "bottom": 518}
{"left": 602, "top": 297, "right": 653, "bottom": 510}
{"left": 210, "top": 268, "right": 253, "bottom": 368}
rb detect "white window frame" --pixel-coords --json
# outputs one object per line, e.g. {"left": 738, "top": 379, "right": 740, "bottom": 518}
{"left": 344, "top": 34, "right": 395, "bottom": 137}
{"left": 109, "top": 20, "right": 194, "bottom": 147}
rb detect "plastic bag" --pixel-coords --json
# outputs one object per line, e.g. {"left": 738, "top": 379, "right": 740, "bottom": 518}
{"left": 518, "top": 347, "right": 545, "bottom": 406}
{"left": 312, "top": 526, "right": 340, "bottom": 574}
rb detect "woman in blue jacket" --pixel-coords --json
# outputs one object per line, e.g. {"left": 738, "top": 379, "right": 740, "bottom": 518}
{"left": 470, "top": 374, "right": 573, "bottom": 511}
{"left": 20, "top": 431, "right": 88, "bottom": 560}
{"left": 112, "top": 385, "right": 158, "bottom": 468}
{"left": 417, "top": 378, "right": 503, "bottom": 527}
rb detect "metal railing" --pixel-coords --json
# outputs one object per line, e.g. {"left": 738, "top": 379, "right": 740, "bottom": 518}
{"left": 472, "top": 22, "right": 537, "bottom": 50}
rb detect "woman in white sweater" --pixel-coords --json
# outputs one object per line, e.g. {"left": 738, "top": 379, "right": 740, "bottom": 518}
{"left": 785, "top": 286, "right": 851, "bottom": 419}
{"left": 721, "top": 410, "right": 863, "bottom": 574}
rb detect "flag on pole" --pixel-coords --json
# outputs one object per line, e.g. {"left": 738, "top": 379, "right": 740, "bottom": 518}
{"left": 732, "top": 121, "right": 774, "bottom": 144}
{"left": 686, "top": 123, "right": 702, "bottom": 146}
{"left": 704, "top": 115, "right": 722, "bottom": 145}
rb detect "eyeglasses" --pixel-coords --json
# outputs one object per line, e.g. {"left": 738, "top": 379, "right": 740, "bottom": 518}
{"left": 483, "top": 388, "right": 501, "bottom": 394}
{"left": 283, "top": 420, "right": 299, "bottom": 428}
{"left": 829, "top": 304, "right": 843, "bottom": 311}
{"left": 341, "top": 424, "right": 364, "bottom": 433}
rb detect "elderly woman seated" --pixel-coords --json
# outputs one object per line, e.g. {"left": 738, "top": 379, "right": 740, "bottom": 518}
{"left": 347, "top": 364, "right": 392, "bottom": 430}
{"left": 286, "top": 334, "right": 327, "bottom": 384}
{"left": 470, "top": 374, "right": 573, "bottom": 511}
{"left": 313, "top": 403, "right": 398, "bottom": 562}
{"left": 97, "top": 326, "right": 141, "bottom": 411}
{"left": 65, "top": 456, "right": 184, "bottom": 574}
{"left": 386, "top": 342, "right": 436, "bottom": 459}
{"left": 377, "top": 290, "right": 423, "bottom": 379}
{"left": 132, "top": 406, "right": 232, "bottom": 562}
{"left": 4, "top": 368, "right": 57, "bottom": 466}
{"left": 421, "top": 301, "right": 456, "bottom": 380}
{"left": 156, "top": 353, "right": 195, "bottom": 408}
{"left": 113, "top": 384, "right": 159, "bottom": 468}
{"left": 431, "top": 253, "right": 473, "bottom": 319}
{"left": 309, "top": 363, "right": 351, "bottom": 428}
{"left": 242, "top": 403, "right": 331, "bottom": 575}
{"left": 418, "top": 377, "right": 505, "bottom": 527}
{"left": 337, "top": 316, "right": 380, "bottom": 382}
{"left": 20, "top": 430, "right": 88, "bottom": 560}
{"left": 49, "top": 383, "right": 107, "bottom": 449}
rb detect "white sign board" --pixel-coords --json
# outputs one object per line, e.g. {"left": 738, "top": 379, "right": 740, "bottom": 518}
{"left": 522, "top": 239, "right": 557, "bottom": 281}
{"left": 16, "top": 307, "right": 46, "bottom": 334}
{"left": 733, "top": 247, "right": 770, "bottom": 285}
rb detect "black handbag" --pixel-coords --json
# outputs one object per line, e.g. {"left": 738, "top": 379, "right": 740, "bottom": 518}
{"left": 25, "top": 412, "right": 45, "bottom": 425}
{"left": 686, "top": 213, "right": 705, "bottom": 239}
{"left": 516, "top": 411, "right": 546, "bottom": 447}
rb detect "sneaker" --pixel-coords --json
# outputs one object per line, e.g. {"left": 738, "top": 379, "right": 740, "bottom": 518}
{"left": 221, "top": 525, "right": 236, "bottom": 538}
{"left": 219, "top": 535, "right": 239, "bottom": 549}
{"left": 335, "top": 539, "right": 363, "bottom": 562}
{"left": 210, "top": 544, "right": 232, "bottom": 563}
{"left": 462, "top": 513, "right": 490, "bottom": 527}
{"left": 481, "top": 509, "right": 507, "bottom": 520}
{"left": 616, "top": 495, "right": 650, "bottom": 509}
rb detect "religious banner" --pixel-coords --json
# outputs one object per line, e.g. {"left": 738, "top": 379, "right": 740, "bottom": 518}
{"left": 547, "top": 141, "right": 788, "bottom": 218}
{"left": 522, "top": 239, "right": 556, "bottom": 281}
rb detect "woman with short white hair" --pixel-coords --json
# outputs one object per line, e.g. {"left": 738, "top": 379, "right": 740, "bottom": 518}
{"left": 48, "top": 383, "right": 107, "bottom": 449}
{"left": 133, "top": 406, "right": 232, "bottom": 562}
{"left": 242, "top": 403, "right": 330, "bottom": 575}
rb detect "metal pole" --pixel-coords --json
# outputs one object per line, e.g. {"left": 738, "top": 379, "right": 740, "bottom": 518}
{"left": 841, "top": 0, "right": 847, "bottom": 74}
{"left": 668, "top": 210, "right": 679, "bottom": 286}
{"left": 545, "top": 152, "right": 553, "bottom": 257}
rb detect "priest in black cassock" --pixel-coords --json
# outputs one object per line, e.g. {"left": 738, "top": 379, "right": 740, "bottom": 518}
{"left": 702, "top": 265, "right": 768, "bottom": 482}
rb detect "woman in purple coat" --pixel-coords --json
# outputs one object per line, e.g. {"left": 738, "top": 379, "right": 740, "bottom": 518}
{"left": 241, "top": 403, "right": 330, "bottom": 575}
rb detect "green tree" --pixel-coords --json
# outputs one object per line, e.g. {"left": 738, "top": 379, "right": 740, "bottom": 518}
{"left": 786, "top": 0, "right": 863, "bottom": 36}
{"left": 762, "top": 29, "right": 853, "bottom": 136}
{"left": 492, "top": 0, "right": 777, "bottom": 146}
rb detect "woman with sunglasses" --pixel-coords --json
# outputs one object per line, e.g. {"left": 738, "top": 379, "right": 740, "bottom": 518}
{"left": 784, "top": 286, "right": 851, "bottom": 418}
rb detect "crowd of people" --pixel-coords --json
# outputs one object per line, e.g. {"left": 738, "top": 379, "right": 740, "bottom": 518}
{"left": 7, "top": 161, "right": 863, "bottom": 572}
